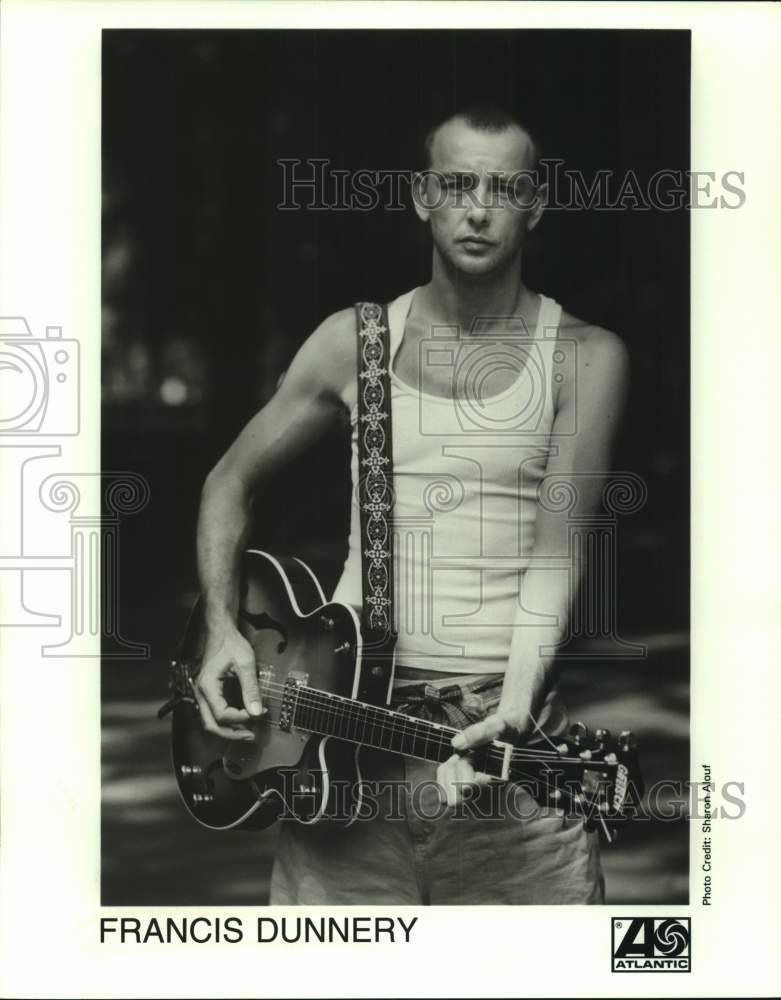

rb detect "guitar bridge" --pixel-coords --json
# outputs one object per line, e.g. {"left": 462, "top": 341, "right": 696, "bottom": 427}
{"left": 279, "top": 671, "right": 308, "bottom": 732}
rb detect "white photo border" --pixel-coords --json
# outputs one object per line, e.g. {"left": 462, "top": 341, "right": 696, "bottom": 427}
{"left": 1, "top": 2, "right": 780, "bottom": 997}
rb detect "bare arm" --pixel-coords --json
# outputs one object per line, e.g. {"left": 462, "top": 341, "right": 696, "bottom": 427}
{"left": 497, "top": 326, "right": 630, "bottom": 735}
{"left": 442, "top": 325, "right": 630, "bottom": 799}
{"left": 194, "top": 308, "right": 355, "bottom": 739}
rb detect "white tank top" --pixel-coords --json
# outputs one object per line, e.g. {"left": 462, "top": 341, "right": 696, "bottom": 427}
{"left": 333, "top": 287, "right": 563, "bottom": 674}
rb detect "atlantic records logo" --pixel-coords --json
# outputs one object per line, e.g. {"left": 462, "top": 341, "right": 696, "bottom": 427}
{"left": 611, "top": 917, "right": 691, "bottom": 972}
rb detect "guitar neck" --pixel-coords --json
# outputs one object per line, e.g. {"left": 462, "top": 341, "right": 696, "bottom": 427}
{"left": 283, "top": 682, "right": 513, "bottom": 780}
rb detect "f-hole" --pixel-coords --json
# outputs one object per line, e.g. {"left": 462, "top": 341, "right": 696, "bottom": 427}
{"left": 239, "top": 608, "right": 289, "bottom": 654}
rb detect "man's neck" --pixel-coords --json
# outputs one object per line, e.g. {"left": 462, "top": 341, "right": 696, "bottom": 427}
{"left": 421, "top": 253, "right": 531, "bottom": 336}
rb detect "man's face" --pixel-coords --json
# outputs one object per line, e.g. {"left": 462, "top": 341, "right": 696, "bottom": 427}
{"left": 415, "top": 118, "right": 543, "bottom": 277}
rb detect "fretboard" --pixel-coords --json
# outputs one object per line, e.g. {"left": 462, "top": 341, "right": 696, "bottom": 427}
{"left": 286, "top": 684, "right": 511, "bottom": 779}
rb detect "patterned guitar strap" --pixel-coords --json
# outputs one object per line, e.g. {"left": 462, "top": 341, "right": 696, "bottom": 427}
{"left": 354, "top": 301, "right": 398, "bottom": 705}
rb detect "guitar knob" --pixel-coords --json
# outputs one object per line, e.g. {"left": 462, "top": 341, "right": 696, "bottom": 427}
{"left": 320, "top": 616, "right": 336, "bottom": 630}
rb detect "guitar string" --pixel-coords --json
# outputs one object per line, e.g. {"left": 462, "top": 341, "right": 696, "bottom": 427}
{"left": 279, "top": 680, "right": 603, "bottom": 767}
{"left": 207, "top": 679, "right": 613, "bottom": 772}
{"left": 250, "top": 673, "right": 568, "bottom": 758}
{"left": 207, "top": 641, "right": 613, "bottom": 763}
{"left": 272, "top": 676, "right": 607, "bottom": 762}
{"left": 251, "top": 664, "right": 608, "bottom": 759}
{"left": 249, "top": 681, "right": 606, "bottom": 769}
{"left": 261, "top": 687, "right": 502, "bottom": 767}
{"left": 187, "top": 685, "right": 619, "bottom": 815}
{"left": 253, "top": 680, "right": 573, "bottom": 763}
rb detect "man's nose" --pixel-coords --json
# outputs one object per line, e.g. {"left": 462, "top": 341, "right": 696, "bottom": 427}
{"left": 465, "top": 180, "right": 490, "bottom": 227}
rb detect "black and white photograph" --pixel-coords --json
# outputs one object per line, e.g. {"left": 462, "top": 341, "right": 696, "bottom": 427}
{"left": 1, "top": 3, "right": 780, "bottom": 998}
{"left": 102, "top": 28, "right": 690, "bottom": 907}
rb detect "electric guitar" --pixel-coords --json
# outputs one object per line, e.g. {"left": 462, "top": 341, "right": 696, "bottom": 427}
{"left": 160, "top": 550, "right": 642, "bottom": 839}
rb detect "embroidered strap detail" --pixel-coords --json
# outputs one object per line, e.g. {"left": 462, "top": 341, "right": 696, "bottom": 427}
{"left": 355, "top": 301, "right": 397, "bottom": 661}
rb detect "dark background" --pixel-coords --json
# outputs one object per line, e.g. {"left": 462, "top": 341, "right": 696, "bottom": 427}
{"left": 102, "top": 29, "right": 690, "bottom": 905}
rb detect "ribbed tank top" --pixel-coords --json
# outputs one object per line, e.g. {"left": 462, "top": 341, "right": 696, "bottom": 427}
{"left": 333, "top": 287, "right": 563, "bottom": 675}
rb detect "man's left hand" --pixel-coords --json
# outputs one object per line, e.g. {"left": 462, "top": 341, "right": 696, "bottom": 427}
{"left": 437, "top": 710, "right": 528, "bottom": 808}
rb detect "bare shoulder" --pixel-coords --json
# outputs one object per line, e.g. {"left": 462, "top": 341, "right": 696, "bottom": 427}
{"left": 284, "top": 306, "right": 357, "bottom": 402}
{"left": 560, "top": 309, "right": 628, "bottom": 362}
{"left": 555, "top": 310, "right": 629, "bottom": 414}
{"left": 559, "top": 309, "right": 629, "bottom": 380}
{"left": 307, "top": 306, "right": 356, "bottom": 368}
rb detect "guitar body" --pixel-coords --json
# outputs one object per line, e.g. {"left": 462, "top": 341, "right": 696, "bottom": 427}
{"left": 165, "top": 549, "right": 642, "bottom": 839}
{"left": 169, "top": 550, "right": 393, "bottom": 831}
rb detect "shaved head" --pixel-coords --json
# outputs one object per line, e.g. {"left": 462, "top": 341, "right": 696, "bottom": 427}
{"left": 422, "top": 103, "right": 541, "bottom": 172}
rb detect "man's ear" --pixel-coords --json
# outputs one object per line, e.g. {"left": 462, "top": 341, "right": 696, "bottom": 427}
{"left": 526, "top": 181, "right": 547, "bottom": 232}
{"left": 412, "top": 170, "right": 434, "bottom": 223}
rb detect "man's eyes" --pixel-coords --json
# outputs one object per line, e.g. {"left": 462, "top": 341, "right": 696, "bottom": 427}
{"left": 441, "top": 176, "right": 511, "bottom": 196}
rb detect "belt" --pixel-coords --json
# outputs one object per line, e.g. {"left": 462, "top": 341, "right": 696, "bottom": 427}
{"left": 390, "top": 672, "right": 504, "bottom": 728}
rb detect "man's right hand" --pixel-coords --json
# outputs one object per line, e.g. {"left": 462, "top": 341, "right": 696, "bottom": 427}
{"left": 194, "top": 627, "right": 264, "bottom": 741}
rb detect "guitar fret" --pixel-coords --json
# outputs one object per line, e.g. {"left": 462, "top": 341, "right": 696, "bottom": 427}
{"left": 411, "top": 717, "right": 420, "bottom": 760}
{"left": 292, "top": 686, "right": 458, "bottom": 768}
{"left": 334, "top": 694, "right": 346, "bottom": 740}
{"left": 354, "top": 701, "right": 364, "bottom": 744}
{"left": 390, "top": 711, "right": 405, "bottom": 751}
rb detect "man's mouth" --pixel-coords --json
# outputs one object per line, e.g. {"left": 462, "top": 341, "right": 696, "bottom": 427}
{"left": 459, "top": 236, "right": 494, "bottom": 246}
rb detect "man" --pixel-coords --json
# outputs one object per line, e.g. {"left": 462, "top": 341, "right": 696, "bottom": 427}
{"left": 194, "top": 105, "right": 629, "bottom": 904}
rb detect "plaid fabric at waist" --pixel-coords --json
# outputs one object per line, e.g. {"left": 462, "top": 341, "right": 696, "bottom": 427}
{"left": 390, "top": 672, "right": 504, "bottom": 729}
